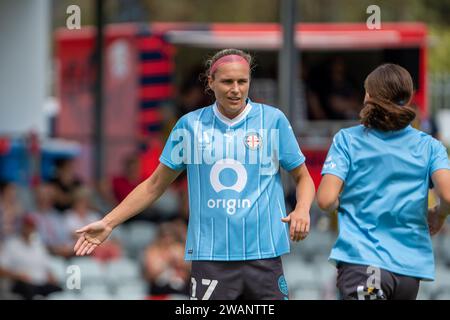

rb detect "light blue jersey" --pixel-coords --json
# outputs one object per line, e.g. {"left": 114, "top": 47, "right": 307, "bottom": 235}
{"left": 160, "top": 99, "right": 305, "bottom": 261}
{"left": 322, "top": 125, "right": 450, "bottom": 280}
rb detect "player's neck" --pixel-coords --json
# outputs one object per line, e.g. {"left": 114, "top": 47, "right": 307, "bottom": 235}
{"left": 217, "top": 103, "right": 246, "bottom": 120}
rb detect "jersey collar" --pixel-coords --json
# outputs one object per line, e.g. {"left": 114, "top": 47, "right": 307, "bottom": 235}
{"left": 213, "top": 99, "right": 252, "bottom": 127}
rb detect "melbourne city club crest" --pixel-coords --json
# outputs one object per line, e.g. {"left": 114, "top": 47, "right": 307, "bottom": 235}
{"left": 244, "top": 132, "right": 262, "bottom": 150}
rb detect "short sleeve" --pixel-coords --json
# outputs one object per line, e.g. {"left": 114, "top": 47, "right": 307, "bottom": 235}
{"left": 278, "top": 112, "right": 305, "bottom": 171}
{"left": 321, "top": 130, "right": 351, "bottom": 182}
{"left": 429, "top": 139, "right": 450, "bottom": 175}
{"left": 159, "top": 117, "right": 189, "bottom": 171}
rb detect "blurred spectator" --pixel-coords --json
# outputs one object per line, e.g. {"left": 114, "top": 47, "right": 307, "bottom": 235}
{"left": 176, "top": 67, "right": 212, "bottom": 118}
{"left": 177, "top": 82, "right": 206, "bottom": 117}
{"left": 412, "top": 104, "right": 441, "bottom": 140}
{"left": 112, "top": 154, "right": 141, "bottom": 203}
{"left": 143, "top": 221, "right": 190, "bottom": 298}
{"left": 140, "top": 137, "right": 164, "bottom": 187}
{"left": 30, "top": 183, "right": 73, "bottom": 258}
{"left": 299, "top": 61, "right": 327, "bottom": 120}
{"left": 0, "top": 214, "right": 62, "bottom": 300}
{"left": 48, "top": 158, "right": 82, "bottom": 214}
{"left": 91, "top": 178, "right": 117, "bottom": 215}
{"left": 422, "top": 115, "right": 440, "bottom": 140}
{"left": 174, "top": 174, "right": 189, "bottom": 223}
{"left": 326, "top": 57, "right": 360, "bottom": 119}
{"left": 112, "top": 154, "right": 167, "bottom": 223}
{"left": 64, "top": 187, "right": 101, "bottom": 238}
{"left": 91, "top": 236, "right": 122, "bottom": 263}
{"left": 0, "top": 181, "right": 25, "bottom": 241}
{"left": 65, "top": 187, "right": 122, "bottom": 262}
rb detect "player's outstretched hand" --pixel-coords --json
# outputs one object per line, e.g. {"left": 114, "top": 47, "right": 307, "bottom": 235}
{"left": 281, "top": 209, "right": 310, "bottom": 242}
{"left": 428, "top": 206, "right": 447, "bottom": 236}
{"left": 73, "top": 220, "right": 112, "bottom": 256}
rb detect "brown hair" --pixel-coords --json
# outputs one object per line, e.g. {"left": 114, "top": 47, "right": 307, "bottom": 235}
{"left": 201, "top": 49, "right": 254, "bottom": 93}
{"left": 360, "top": 64, "right": 416, "bottom": 131}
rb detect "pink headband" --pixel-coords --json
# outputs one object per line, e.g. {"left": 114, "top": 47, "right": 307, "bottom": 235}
{"left": 209, "top": 55, "right": 249, "bottom": 76}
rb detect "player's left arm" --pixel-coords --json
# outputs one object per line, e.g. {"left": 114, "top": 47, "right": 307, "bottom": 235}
{"left": 281, "top": 163, "right": 316, "bottom": 242}
{"left": 428, "top": 169, "right": 450, "bottom": 235}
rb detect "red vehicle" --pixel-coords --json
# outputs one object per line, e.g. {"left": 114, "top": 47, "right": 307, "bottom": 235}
{"left": 56, "top": 22, "right": 428, "bottom": 185}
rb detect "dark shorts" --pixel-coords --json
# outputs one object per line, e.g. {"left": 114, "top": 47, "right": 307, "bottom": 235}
{"left": 336, "top": 262, "right": 420, "bottom": 300}
{"left": 190, "top": 257, "right": 289, "bottom": 300}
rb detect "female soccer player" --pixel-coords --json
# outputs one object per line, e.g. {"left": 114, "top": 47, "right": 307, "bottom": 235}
{"left": 74, "top": 49, "right": 316, "bottom": 300}
{"left": 317, "top": 63, "right": 450, "bottom": 300}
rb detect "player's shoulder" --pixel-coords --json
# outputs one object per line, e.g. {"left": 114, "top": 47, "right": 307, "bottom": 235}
{"left": 334, "top": 124, "right": 364, "bottom": 140}
{"left": 251, "top": 101, "right": 286, "bottom": 120}
{"left": 411, "top": 127, "right": 446, "bottom": 150}
{"left": 400, "top": 127, "right": 448, "bottom": 157}
{"left": 328, "top": 125, "right": 366, "bottom": 149}
{"left": 341, "top": 124, "right": 364, "bottom": 134}
{"left": 408, "top": 125, "right": 433, "bottom": 139}
{"left": 262, "top": 103, "right": 285, "bottom": 117}
{"left": 400, "top": 126, "right": 440, "bottom": 148}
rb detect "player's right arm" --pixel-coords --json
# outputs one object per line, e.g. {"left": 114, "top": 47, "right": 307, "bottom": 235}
{"left": 317, "top": 174, "right": 343, "bottom": 212}
{"left": 74, "top": 164, "right": 182, "bottom": 256}
{"left": 317, "top": 130, "right": 349, "bottom": 213}
{"left": 428, "top": 169, "right": 450, "bottom": 235}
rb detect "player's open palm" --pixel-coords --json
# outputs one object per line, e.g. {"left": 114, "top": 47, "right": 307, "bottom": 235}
{"left": 281, "top": 209, "right": 310, "bottom": 242}
{"left": 74, "top": 220, "right": 112, "bottom": 256}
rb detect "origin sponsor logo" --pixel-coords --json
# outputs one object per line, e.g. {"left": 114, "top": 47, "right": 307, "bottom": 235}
{"left": 207, "top": 198, "right": 251, "bottom": 215}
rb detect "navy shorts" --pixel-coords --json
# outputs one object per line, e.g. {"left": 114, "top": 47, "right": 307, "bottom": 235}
{"left": 190, "top": 257, "right": 289, "bottom": 300}
{"left": 336, "top": 262, "right": 420, "bottom": 300}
